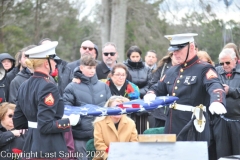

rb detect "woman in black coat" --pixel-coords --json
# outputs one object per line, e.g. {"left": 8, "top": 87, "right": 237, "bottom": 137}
{"left": 124, "top": 46, "right": 151, "bottom": 98}
{"left": 0, "top": 102, "right": 26, "bottom": 160}
{"left": 0, "top": 62, "right": 10, "bottom": 102}
{"left": 123, "top": 46, "right": 152, "bottom": 134}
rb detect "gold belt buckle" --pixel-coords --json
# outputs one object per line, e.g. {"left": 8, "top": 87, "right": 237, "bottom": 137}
{"left": 171, "top": 102, "right": 177, "bottom": 109}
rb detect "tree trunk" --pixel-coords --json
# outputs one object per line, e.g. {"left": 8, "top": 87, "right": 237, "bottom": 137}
{"left": 34, "top": 0, "right": 39, "bottom": 43}
{"left": 0, "top": 0, "right": 4, "bottom": 44}
{"left": 101, "top": 0, "right": 111, "bottom": 47}
{"left": 110, "top": 0, "right": 128, "bottom": 62}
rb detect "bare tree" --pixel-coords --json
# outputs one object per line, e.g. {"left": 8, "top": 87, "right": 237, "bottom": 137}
{"left": 100, "top": 0, "right": 128, "bottom": 62}
{"left": 110, "top": 0, "right": 128, "bottom": 62}
{"left": 34, "top": 0, "right": 40, "bottom": 43}
{"left": 0, "top": 0, "right": 13, "bottom": 44}
{"left": 101, "top": 0, "right": 111, "bottom": 46}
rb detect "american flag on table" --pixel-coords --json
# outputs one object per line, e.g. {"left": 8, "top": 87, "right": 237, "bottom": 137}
{"left": 64, "top": 96, "right": 178, "bottom": 117}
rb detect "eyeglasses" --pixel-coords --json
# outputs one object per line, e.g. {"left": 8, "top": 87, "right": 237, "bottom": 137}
{"left": 219, "top": 62, "right": 230, "bottom": 66}
{"left": 103, "top": 52, "right": 116, "bottom": 56}
{"left": 8, "top": 114, "right": 13, "bottom": 118}
{"left": 81, "top": 46, "right": 94, "bottom": 51}
{"left": 113, "top": 74, "right": 126, "bottom": 77}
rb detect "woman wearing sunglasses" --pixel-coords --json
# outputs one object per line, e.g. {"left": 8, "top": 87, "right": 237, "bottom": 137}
{"left": 0, "top": 102, "right": 26, "bottom": 160}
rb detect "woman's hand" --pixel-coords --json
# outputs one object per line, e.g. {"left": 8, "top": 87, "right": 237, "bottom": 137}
{"left": 11, "top": 130, "right": 21, "bottom": 137}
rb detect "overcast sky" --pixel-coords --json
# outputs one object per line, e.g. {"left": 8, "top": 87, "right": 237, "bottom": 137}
{"left": 81, "top": 0, "right": 240, "bottom": 23}
{"left": 160, "top": 0, "right": 240, "bottom": 23}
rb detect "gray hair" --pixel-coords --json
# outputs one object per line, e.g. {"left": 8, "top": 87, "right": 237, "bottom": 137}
{"left": 102, "top": 42, "right": 117, "bottom": 52}
{"left": 219, "top": 48, "right": 236, "bottom": 61}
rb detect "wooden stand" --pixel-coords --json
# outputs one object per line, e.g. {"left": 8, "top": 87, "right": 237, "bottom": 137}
{"left": 138, "top": 134, "right": 176, "bottom": 142}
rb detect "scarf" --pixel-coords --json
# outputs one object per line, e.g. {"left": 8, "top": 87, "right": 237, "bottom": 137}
{"left": 108, "top": 79, "right": 128, "bottom": 97}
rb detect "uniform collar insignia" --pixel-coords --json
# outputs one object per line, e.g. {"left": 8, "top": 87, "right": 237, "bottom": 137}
{"left": 181, "top": 56, "right": 198, "bottom": 68}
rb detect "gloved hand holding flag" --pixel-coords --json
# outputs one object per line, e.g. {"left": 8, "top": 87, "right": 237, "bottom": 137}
{"left": 64, "top": 96, "right": 178, "bottom": 117}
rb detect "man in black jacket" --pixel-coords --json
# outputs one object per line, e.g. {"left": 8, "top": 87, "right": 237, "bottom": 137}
{"left": 96, "top": 42, "right": 118, "bottom": 80}
{"left": 96, "top": 42, "right": 132, "bottom": 81}
{"left": 67, "top": 40, "right": 96, "bottom": 72}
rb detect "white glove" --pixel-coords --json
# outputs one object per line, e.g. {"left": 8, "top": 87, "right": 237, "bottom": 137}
{"left": 62, "top": 114, "right": 69, "bottom": 119}
{"left": 209, "top": 102, "right": 227, "bottom": 115}
{"left": 68, "top": 114, "right": 80, "bottom": 126}
{"left": 143, "top": 93, "right": 156, "bottom": 102}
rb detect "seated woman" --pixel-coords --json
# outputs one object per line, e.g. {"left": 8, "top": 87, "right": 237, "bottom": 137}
{"left": 0, "top": 102, "right": 26, "bottom": 160}
{"left": 93, "top": 96, "right": 138, "bottom": 160}
{"left": 102, "top": 63, "right": 140, "bottom": 100}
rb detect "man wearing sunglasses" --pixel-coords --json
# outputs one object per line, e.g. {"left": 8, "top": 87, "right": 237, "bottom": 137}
{"left": 214, "top": 48, "right": 240, "bottom": 158}
{"left": 96, "top": 42, "right": 132, "bottom": 81}
{"left": 144, "top": 33, "right": 227, "bottom": 159}
{"left": 96, "top": 42, "right": 118, "bottom": 80}
{"left": 67, "top": 40, "right": 97, "bottom": 72}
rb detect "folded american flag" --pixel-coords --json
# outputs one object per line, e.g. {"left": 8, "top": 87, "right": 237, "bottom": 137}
{"left": 64, "top": 96, "right": 178, "bottom": 117}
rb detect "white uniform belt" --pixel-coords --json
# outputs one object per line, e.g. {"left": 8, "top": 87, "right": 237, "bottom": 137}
{"left": 28, "top": 121, "right": 37, "bottom": 128}
{"left": 170, "top": 103, "right": 206, "bottom": 112}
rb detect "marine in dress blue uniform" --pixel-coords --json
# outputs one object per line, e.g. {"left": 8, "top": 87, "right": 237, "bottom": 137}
{"left": 145, "top": 33, "right": 227, "bottom": 144}
{"left": 13, "top": 42, "right": 80, "bottom": 159}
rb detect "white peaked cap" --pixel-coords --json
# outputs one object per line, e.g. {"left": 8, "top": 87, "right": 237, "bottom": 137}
{"left": 164, "top": 33, "right": 198, "bottom": 45}
{"left": 164, "top": 33, "right": 198, "bottom": 51}
{"left": 25, "top": 41, "right": 58, "bottom": 59}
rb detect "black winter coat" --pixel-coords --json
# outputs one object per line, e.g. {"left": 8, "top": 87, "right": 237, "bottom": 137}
{"left": 6, "top": 67, "right": 19, "bottom": 84}
{"left": 124, "top": 59, "right": 151, "bottom": 98}
{"left": 216, "top": 64, "right": 240, "bottom": 120}
{"left": 66, "top": 60, "right": 80, "bottom": 74}
{"left": 63, "top": 71, "right": 111, "bottom": 140}
{"left": 0, "top": 63, "right": 10, "bottom": 102}
{"left": 57, "top": 60, "right": 72, "bottom": 96}
{"left": 148, "top": 61, "right": 172, "bottom": 121}
{"left": 148, "top": 61, "right": 172, "bottom": 88}
{"left": 0, "top": 124, "right": 25, "bottom": 160}
{"left": 9, "top": 68, "right": 32, "bottom": 104}
{"left": 96, "top": 61, "right": 132, "bottom": 81}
